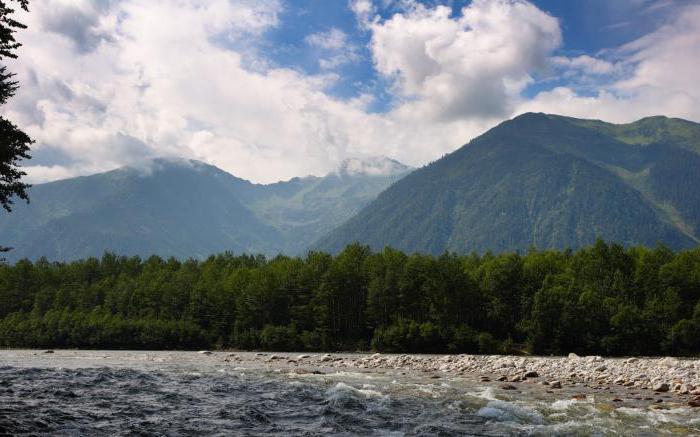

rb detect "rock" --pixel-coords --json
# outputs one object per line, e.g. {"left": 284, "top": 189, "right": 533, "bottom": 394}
{"left": 658, "top": 357, "right": 679, "bottom": 367}
{"left": 572, "top": 394, "right": 587, "bottom": 400}
{"left": 612, "top": 398, "right": 623, "bottom": 402}
{"left": 198, "top": 350, "right": 213, "bottom": 355}
{"left": 497, "top": 376, "right": 508, "bottom": 382}
{"left": 297, "top": 354, "right": 310, "bottom": 360}
{"left": 653, "top": 383, "right": 670, "bottom": 393}
{"left": 509, "top": 375, "right": 521, "bottom": 383}
{"left": 320, "top": 354, "right": 332, "bottom": 362}
{"left": 688, "top": 397, "right": 700, "bottom": 408}
{"left": 625, "top": 357, "right": 638, "bottom": 363}
{"left": 43, "top": 350, "right": 54, "bottom": 354}
{"left": 523, "top": 371, "right": 539, "bottom": 378}
{"left": 568, "top": 353, "right": 580, "bottom": 360}
{"left": 480, "top": 376, "right": 491, "bottom": 382}
{"left": 500, "top": 384, "right": 517, "bottom": 390}
{"left": 595, "top": 365, "right": 607, "bottom": 372}
{"left": 550, "top": 381, "right": 562, "bottom": 389}
{"left": 679, "top": 385, "right": 689, "bottom": 395}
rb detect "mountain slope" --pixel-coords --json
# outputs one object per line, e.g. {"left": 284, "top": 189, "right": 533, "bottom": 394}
{"left": 0, "top": 159, "right": 283, "bottom": 261}
{"left": 0, "top": 157, "right": 410, "bottom": 261}
{"left": 241, "top": 157, "right": 411, "bottom": 253}
{"left": 316, "top": 113, "right": 700, "bottom": 254}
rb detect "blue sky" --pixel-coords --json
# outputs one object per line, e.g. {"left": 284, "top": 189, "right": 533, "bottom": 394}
{"left": 259, "top": 0, "right": 688, "bottom": 109}
{"left": 6, "top": 0, "right": 700, "bottom": 183}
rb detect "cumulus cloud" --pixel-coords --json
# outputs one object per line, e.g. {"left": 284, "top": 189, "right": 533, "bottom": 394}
{"left": 519, "top": 2, "right": 700, "bottom": 123}
{"left": 2, "top": 0, "right": 700, "bottom": 185}
{"left": 368, "top": 0, "right": 561, "bottom": 120}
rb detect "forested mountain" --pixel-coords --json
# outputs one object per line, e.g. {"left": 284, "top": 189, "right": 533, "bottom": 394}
{"left": 317, "top": 113, "right": 700, "bottom": 254}
{"left": 0, "top": 157, "right": 410, "bottom": 261}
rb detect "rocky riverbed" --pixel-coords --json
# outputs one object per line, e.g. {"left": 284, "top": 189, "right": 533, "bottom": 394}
{"left": 220, "top": 351, "right": 700, "bottom": 409}
{"left": 2, "top": 349, "right": 700, "bottom": 434}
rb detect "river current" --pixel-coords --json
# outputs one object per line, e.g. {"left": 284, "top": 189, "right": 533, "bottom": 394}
{"left": 0, "top": 350, "right": 698, "bottom": 436}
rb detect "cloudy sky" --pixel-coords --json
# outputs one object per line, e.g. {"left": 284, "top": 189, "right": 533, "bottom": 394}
{"left": 4, "top": 0, "right": 700, "bottom": 183}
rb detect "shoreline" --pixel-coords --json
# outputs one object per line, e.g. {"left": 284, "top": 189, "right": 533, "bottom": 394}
{"left": 4, "top": 349, "right": 700, "bottom": 409}
{"left": 226, "top": 351, "right": 700, "bottom": 409}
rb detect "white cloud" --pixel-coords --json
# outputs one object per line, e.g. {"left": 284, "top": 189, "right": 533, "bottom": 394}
{"left": 305, "top": 28, "right": 360, "bottom": 70}
{"left": 550, "top": 55, "right": 618, "bottom": 76}
{"left": 368, "top": 0, "right": 562, "bottom": 120}
{"left": 3, "top": 0, "right": 700, "bottom": 186}
{"left": 520, "top": 3, "right": 700, "bottom": 123}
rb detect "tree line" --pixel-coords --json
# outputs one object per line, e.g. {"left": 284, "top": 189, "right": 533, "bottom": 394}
{"left": 1, "top": 241, "right": 699, "bottom": 356}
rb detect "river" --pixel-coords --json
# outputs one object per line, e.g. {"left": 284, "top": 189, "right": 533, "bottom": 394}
{"left": 1, "top": 350, "right": 698, "bottom": 435}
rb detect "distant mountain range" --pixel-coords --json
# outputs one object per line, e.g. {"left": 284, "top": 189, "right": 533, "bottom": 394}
{"left": 317, "top": 113, "right": 700, "bottom": 254}
{"left": 0, "top": 157, "right": 411, "bottom": 261}
{"left": 3, "top": 113, "right": 700, "bottom": 262}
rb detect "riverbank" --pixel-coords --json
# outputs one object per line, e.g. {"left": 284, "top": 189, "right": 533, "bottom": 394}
{"left": 2, "top": 349, "right": 699, "bottom": 434}
{"left": 6, "top": 349, "right": 700, "bottom": 407}
{"left": 214, "top": 351, "right": 700, "bottom": 408}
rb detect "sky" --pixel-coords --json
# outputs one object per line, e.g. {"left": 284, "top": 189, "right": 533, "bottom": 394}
{"left": 4, "top": 0, "right": 700, "bottom": 184}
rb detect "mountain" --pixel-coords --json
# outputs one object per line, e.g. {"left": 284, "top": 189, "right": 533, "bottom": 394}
{"left": 316, "top": 113, "right": 700, "bottom": 254}
{"left": 0, "top": 157, "right": 411, "bottom": 261}
{"left": 231, "top": 156, "right": 411, "bottom": 254}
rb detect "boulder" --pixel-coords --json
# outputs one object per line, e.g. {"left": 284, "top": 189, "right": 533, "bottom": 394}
{"left": 653, "top": 383, "right": 670, "bottom": 392}
{"left": 523, "top": 371, "right": 539, "bottom": 378}
{"left": 550, "top": 381, "right": 562, "bottom": 389}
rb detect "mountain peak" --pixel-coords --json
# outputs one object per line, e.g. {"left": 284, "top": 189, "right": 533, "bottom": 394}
{"left": 337, "top": 156, "right": 410, "bottom": 177}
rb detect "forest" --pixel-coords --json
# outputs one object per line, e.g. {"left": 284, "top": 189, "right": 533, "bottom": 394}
{"left": 0, "top": 240, "right": 699, "bottom": 356}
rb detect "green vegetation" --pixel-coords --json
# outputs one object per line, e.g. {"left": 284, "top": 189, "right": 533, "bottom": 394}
{"left": 318, "top": 113, "right": 700, "bottom": 255}
{"left": 0, "top": 0, "right": 34, "bottom": 253}
{"left": 0, "top": 157, "right": 409, "bottom": 262}
{"left": 1, "top": 241, "right": 699, "bottom": 356}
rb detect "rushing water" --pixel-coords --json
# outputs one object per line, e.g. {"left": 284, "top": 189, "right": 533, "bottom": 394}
{"left": 0, "top": 351, "right": 698, "bottom": 436}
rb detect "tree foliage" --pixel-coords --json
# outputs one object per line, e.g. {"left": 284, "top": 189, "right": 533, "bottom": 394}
{"left": 1, "top": 241, "right": 699, "bottom": 355}
{"left": 0, "top": 0, "right": 32, "bottom": 253}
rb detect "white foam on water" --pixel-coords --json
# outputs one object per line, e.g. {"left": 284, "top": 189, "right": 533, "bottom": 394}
{"left": 549, "top": 397, "right": 593, "bottom": 412}
{"left": 327, "top": 382, "right": 383, "bottom": 399}
{"left": 614, "top": 406, "right": 696, "bottom": 427}
{"left": 467, "top": 386, "right": 498, "bottom": 401}
{"left": 476, "top": 400, "right": 544, "bottom": 425}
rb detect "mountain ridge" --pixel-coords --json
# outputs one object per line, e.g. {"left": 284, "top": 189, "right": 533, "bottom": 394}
{"left": 316, "top": 112, "right": 700, "bottom": 254}
{"left": 0, "top": 156, "right": 412, "bottom": 261}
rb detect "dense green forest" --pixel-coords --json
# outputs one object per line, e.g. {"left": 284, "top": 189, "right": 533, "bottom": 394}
{"left": 1, "top": 241, "right": 699, "bottom": 356}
